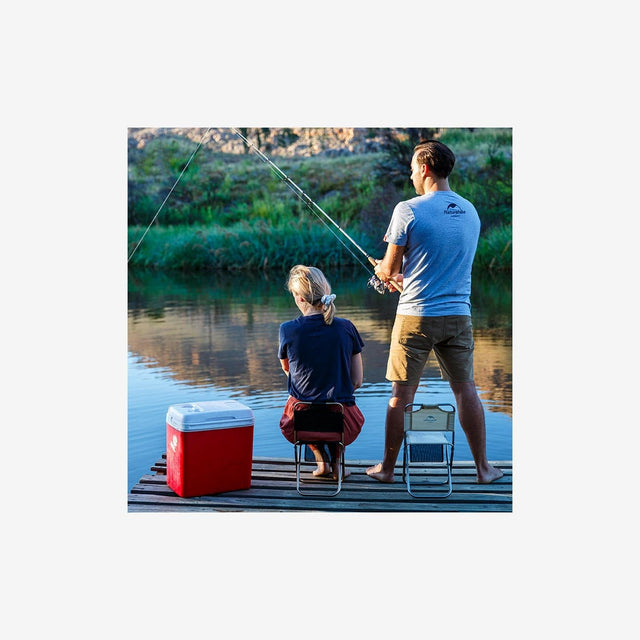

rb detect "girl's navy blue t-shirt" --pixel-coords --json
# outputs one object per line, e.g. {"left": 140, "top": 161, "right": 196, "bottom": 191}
{"left": 278, "top": 314, "right": 364, "bottom": 404}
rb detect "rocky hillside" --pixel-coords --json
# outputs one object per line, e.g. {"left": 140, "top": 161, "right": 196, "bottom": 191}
{"left": 128, "top": 127, "right": 428, "bottom": 158}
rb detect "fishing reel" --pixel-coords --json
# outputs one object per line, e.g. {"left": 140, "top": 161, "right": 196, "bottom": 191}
{"left": 367, "top": 274, "right": 387, "bottom": 295}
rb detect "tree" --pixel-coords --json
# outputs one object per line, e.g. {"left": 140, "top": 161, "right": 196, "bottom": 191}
{"left": 238, "top": 128, "right": 272, "bottom": 151}
{"left": 377, "top": 128, "right": 441, "bottom": 187}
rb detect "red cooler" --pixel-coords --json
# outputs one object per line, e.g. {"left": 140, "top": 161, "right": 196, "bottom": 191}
{"left": 166, "top": 400, "right": 254, "bottom": 497}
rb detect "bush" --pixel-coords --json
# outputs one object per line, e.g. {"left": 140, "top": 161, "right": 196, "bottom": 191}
{"left": 451, "top": 146, "right": 512, "bottom": 231}
{"left": 474, "top": 224, "right": 512, "bottom": 271}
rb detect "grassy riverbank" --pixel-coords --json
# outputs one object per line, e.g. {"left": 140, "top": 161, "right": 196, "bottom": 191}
{"left": 127, "top": 128, "right": 512, "bottom": 271}
{"left": 127, "top": 220, "right": 510, "bottom": 272}
{"left": 127, "top": 221, "right": 377, "bottom": 271}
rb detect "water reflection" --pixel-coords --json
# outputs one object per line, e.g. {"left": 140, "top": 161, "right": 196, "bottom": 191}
{"left": 127, "top": 267, "right": 512, "bottom": 488}
{"left": 128, "top": 268, "right": 511, "bottom": 409}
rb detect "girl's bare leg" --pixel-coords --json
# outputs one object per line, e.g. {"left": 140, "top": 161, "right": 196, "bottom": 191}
{"left": 308, "top": 444, "right": 332, "bottom": 476}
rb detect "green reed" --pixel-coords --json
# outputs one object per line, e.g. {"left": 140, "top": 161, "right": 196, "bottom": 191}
{"left": 127, "top": 221, "right": 376, "bottom": 272}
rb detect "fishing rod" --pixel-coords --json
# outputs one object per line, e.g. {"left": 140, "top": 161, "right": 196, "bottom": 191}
{"left": 231, "top": 128, "right": 402, "bottom": 294}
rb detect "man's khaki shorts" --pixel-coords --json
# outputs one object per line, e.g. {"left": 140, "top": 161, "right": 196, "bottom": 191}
{"left": 386, "top": 314, "right": 475, "bottom": 385}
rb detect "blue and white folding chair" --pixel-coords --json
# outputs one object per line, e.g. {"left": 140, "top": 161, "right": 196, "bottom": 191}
{"left": 402, "top": 403, "right": 455, "bottom": 498}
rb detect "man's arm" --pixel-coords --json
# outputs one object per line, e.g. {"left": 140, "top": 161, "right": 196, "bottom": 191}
{"left": 374, "top": 243, "right": 405, "bottom": 286}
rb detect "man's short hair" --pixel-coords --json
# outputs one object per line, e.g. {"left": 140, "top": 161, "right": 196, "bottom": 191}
{"left": 413, "top": 140, "right": 456, "bottom": 178}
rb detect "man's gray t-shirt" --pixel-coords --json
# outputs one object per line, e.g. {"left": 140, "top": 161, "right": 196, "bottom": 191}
{"left": 384, "top": 190, "right": 480, "bottom": 317}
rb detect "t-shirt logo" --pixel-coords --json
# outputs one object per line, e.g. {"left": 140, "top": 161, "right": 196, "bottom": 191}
{"left": 445, "top": 202, "right": 466, "bottom": 216}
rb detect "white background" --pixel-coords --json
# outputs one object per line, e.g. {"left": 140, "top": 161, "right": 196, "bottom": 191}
{"left": 2, "top": 2, "right": 637, "bottom": 638}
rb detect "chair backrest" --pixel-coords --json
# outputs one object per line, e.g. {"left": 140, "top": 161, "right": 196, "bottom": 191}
{"left": 404, "top": 403, "right": 455, "bottom": 432}
{"left": 293, "top": 402, "right": 344, "bottom": 434}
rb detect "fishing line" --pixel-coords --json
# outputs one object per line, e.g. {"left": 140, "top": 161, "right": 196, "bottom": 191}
{"left": 231, "top": 128, "right": 399, "bottom": 293}
{"left": 127, "top": 127, "right": 212, "bottom": 263}
{"left": 260, "top": 161, "right": 372, "bottom": 273}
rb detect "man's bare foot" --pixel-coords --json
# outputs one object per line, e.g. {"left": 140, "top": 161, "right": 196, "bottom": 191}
{"left": 477, "top": 465, "right": 504, "bottom": 484}
{"left": 366, "top": 462, "right": 395, "bottom": 483}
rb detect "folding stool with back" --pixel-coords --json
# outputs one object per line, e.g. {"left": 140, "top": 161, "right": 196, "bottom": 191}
{"left": 402, "top": 403, "right": 456, "bottom": 498}
{"left": 292, "top": 401, "right": 345, "bottom": 496}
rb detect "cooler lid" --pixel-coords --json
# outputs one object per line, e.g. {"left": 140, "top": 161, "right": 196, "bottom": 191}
{"left": 166, "top": 400, "right": 254, "bottom": 432}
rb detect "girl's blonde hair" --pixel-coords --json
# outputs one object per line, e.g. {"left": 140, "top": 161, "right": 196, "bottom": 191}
{"left": 286, "top": 264, "right": 336, "bottom": 325}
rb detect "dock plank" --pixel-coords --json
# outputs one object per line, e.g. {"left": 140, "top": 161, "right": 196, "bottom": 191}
{"left": 129, "top": 455, "right": 512, "bottom": 513}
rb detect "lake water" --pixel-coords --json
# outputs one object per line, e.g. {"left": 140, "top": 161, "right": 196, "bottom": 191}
{"left": 127, "top": 268, "right": 512, "bottom": 490}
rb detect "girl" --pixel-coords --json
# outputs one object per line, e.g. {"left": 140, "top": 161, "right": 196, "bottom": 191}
{"left": 278, "top": 265, "right": 365, "bottom": 479}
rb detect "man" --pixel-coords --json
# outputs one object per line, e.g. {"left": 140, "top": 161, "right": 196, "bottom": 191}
{"left": 366, "top": 140, "right": 503, "bottom": 484}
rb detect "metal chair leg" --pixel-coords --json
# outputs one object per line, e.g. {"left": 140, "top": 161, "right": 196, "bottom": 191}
{"left": 405, "top": 442, "right": 454, "bottom": 499}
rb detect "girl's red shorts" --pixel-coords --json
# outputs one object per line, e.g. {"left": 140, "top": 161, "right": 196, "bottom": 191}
{"left": 279, "top": 396, "right": 364, "bottom": 446}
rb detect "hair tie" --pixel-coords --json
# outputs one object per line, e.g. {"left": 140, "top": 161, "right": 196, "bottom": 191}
{"left": 321, "top": 293, "right": 336, "bottom": 308}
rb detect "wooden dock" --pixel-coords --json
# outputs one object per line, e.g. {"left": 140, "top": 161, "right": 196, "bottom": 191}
{"left": 128, "top": 455, "right": 512, "bottom": 512}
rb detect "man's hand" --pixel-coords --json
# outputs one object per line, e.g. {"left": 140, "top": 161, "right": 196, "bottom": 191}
{"left": 373, "top": 258, "right": 388, "bottom": 281}
{"left": 387, "top": 273, "right": 403, "bottom": 292}
{"left": 374, "top": 259, "right": 403, "bottom": 292}
{"left": 372, "top": 244, "right": 404, "bottom": 292}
